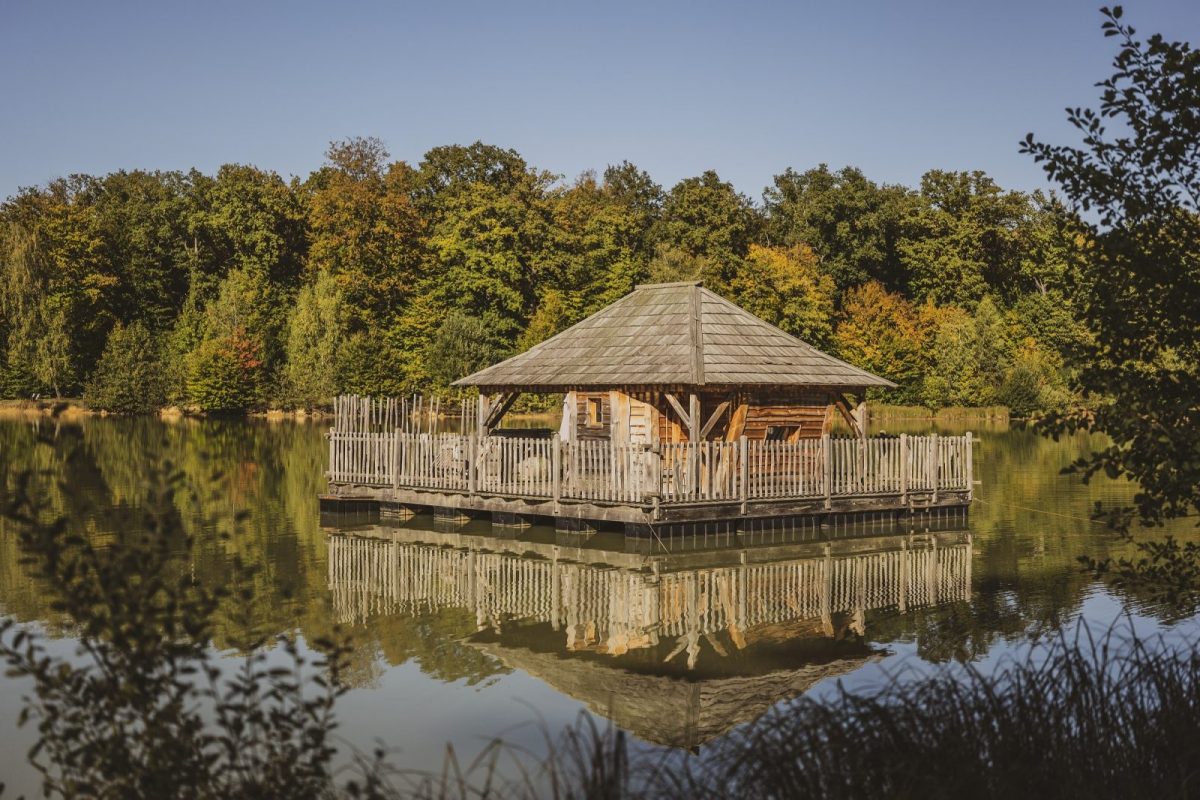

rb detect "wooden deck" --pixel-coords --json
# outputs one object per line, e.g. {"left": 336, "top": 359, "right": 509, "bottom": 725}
{"left": 325, "top": 430, "right": 974, "bottom": 529}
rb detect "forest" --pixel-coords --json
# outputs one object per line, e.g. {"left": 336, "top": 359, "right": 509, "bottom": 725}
{"left": 0, "top": 141, "right": 1088, "bottom": 414}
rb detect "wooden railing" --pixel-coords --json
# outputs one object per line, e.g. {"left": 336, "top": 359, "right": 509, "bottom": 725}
{"left": 328, "top": 431, "right": 974, "bottom": 506}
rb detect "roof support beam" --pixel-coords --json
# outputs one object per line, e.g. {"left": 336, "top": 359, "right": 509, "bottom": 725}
{"left": 833, "top": 396, "right": 862, "bottom": 437}
{"left": 835, "top": 392, "right": 869, "bottom": 438}
{"left": 699, "top": 399, "right": 732, "bottom": 440}
{"left": 479, "top": 392, "right": 519, "bottom": 434}
{"left": 853, "top": 397, "right": 869, "bottom": 438}
{"left": 664, "top": 392, "right": 693, "bottom": 432}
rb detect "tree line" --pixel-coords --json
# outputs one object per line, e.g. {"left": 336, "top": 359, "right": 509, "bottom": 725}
{"left": 0, "top": 142, "right": 1088, "bottom": 414}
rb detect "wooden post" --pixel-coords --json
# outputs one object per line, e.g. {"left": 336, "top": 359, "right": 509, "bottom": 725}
{"left": 476, "top": 394, "right": 488, "bottom": 436}
{"left": 688, "top": 392, "right": 701, "bottom": 495}
{"left": 687, "top": 393, "right": 701, "bottom": 441}
{"left": 467, "top": 434, "right": 478, "bottom": 495}
{"left": 392, "top": 428, "right": 401, "bottom": 491}
{"left": 965, "top": 431, "right": 974, "bottom": 500}
{"left": 653, "top": 442, "right": 665, "bottom": 519}
{"left": 738, "top": 435, "right": 749, "bottom": 515}
{"left": 552, "top": 435, "right": 562, "bottom": 512}
{"left": 930, "top": 432, "right": 940, "bottom": 503}
{"left": 821, "top": 433, "right": 832, "bottom": 509}
{"left": 899, "top": 433, "right": 909, "bottom": 504}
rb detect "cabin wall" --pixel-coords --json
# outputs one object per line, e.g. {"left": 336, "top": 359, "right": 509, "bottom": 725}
{"left": 739, "top": 391, "right": 835, "bottom": 441}
{"left": 574, "top": 391, "right": 612, "bottom": 441}
{"left": 566, "top": 389, "right": 836, "bottom": 444}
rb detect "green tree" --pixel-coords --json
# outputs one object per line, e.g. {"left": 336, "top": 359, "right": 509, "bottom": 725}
{"left": 0, "top": 185, "right": 106, "bottom": 395}
{"left": 516, "top": 288, "right": 574, "bottom": 352}
{"left": 186, "top": 325, "right": 265, "bottom": 412}
{"left": 282, "top": 270, "right": 347, "bottom": 409}
{"left": 83, "top": 321, "right": 165, "bottom": 413}
{"left": 413, "top": 143, "right": 554, "bottom": 352}
{"left": 998, "top": 337, "right": 1072, "bottom": 417}
{"left": 540, "top": 167, "right": 660, "bottom": 323}
{"left": 304, "top": 137, "right": 423, "bottom": 330}
{"left": 654, "top": 170, "right": 756, "bottom": 292}
{"left": 1022, "top": 7, "right": 1200, "bottom": 568}
{"left": 900, "top": 170, "right": 1032, "bottom": 307}
{"left": 645, "top": 243, "right": 715, "bottom": 285}
{"left": 184, "top": 268, "right": 277, "bottom": 410}
{"left": 764, "top": 164, "right": 915, "bottom": 292}
{"left": 921, "top": 297, "right": 1011, "bottom": 408}
{"left": 90, "top": 170, "right": 195, "bottom": 333}
{"left": 425, "top": 311, "right": 507, "bottom": 388}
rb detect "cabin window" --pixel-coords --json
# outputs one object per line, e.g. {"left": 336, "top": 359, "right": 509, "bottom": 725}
{"left": 586, "top": 397, "right": 603, "bottom": 427}
{"left": 765, "top": 425, "right": 798, "bottom": 442}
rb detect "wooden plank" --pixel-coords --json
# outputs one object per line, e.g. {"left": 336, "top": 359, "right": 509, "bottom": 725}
{"left": 664, "top": 393, "right": 693, "bottom": 431}
{"left": 725, "top": 402, "right": 749, "bottom": 441}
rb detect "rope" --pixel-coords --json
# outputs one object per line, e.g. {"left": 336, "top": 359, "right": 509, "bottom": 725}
{"left": 973, "top": 495, "right": 1109, "bottom": 525}
{"left": 974, "top": 495, "right": 1193, "bottom": 525}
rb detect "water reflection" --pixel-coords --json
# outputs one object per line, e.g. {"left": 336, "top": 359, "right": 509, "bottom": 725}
{"left": 324, "top": 520, "right": 971, "bottom": 746}
{"left": 0, "top": 415, "right": 1190, "bottom": 779}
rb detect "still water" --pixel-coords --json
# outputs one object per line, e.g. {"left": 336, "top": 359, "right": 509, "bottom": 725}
{"left": 0, "top": 415, "right": 1195, "bottom": 794}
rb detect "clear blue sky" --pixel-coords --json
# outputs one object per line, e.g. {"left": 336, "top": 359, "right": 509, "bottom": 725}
{"left": 2, "top": 1, "right": 1196, "bottom": 201}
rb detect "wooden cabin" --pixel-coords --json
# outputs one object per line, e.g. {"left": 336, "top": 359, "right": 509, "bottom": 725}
{"left": 454, "top": 281, "right": 896, "bottom": 445}
{"left": 325, "top": 281, "right": 974, "bottom": 531}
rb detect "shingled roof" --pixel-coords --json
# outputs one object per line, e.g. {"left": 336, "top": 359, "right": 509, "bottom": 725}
{"left": 454, "top": 281, "right": 896, "bottom": 391}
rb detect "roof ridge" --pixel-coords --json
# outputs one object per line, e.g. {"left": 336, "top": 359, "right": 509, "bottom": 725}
{"left": 635, "top": 280, "right": 703, "bottom": 289}
{"left": 690, "top": 282, "right": 705, "bottom": 385}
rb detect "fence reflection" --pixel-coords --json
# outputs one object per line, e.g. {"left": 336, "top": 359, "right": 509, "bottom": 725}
{"left": 327, "top": 528, "right": 971, "bottom": 670}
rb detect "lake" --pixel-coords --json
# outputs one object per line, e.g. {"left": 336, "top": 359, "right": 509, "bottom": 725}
{"left": 0, "top": 414, "right": 1196, "bottom": 795}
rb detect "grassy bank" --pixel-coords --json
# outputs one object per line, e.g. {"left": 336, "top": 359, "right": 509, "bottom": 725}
{"left": 0, "top": 399, "right": 334, "bottom": 423}
{"left": 0, "top": 398, "right": 93, "bottom": 421}
{"left": 869, "top": 402, "right": 1011, "bottom": 422}
{"left": 2, "top": 398, "right": 1018, "bottom": 427}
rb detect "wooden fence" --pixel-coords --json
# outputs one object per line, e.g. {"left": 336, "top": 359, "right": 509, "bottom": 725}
{"left": 332, "top": 393, "right": 475, "bottom": 436}
{"left": 328, "top": 430, "right": 974, "bottom": 506}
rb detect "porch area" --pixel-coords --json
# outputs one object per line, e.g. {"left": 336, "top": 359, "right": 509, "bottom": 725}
{"left": 325, "top": 428, "right": 974, "bottom": 527}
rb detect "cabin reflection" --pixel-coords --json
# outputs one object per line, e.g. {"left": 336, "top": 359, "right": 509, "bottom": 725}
{"left": 324, "top": 521, "right": 971, "bottom": 747}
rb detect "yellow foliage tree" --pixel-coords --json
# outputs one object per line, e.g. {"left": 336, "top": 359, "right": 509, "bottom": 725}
{"left": 833, "top": 280, "right": 926, "bottom": 400}
{"left": 732, "top": 244, "right": 836, "bottom": 348}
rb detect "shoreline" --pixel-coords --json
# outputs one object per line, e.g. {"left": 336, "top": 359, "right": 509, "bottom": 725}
{"left": 0, "top": 399, "right": 1014, "bottom": 425}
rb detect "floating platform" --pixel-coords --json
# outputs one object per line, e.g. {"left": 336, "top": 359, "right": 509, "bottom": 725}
{"left": 324, "top": 430, "right": 974, "bottom": 539}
